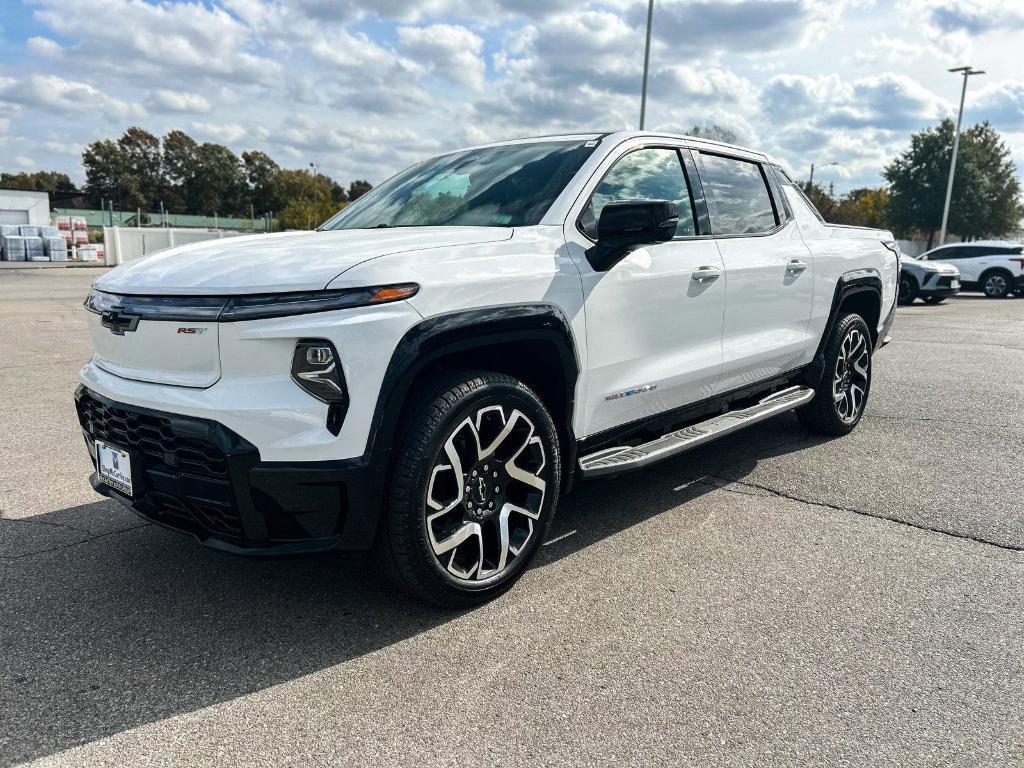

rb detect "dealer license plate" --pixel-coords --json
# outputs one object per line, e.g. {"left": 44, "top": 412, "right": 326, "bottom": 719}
{"left": 96, "top": 440, "right": 133, "bottom": 496}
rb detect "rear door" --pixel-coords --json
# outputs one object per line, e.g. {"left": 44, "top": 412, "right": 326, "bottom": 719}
{"left": 694, "top": 151, "right": 814, "bottom": 393}
{"left": 564, "top": 143, "right": 725, "bottom": 437}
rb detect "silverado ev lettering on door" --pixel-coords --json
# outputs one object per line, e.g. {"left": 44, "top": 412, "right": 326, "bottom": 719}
{"left": 77, "top": 132, "right": 899, "bottom": 606}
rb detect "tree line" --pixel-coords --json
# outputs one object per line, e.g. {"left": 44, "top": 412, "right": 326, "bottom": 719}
{"left": 3, "top": 120, "right": 1020, "bottom": 238}
{"left": 803, "top": 119, "right": 1020, "bottom": 245}
{"left": 3, "top": 127, "right": 372, "bottom": 230}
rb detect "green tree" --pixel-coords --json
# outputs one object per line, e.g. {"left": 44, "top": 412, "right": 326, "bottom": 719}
{"left": 82, "top": 138, "right": 125, "bottom": 209}
{"left": 348, "top": 179, "right": 372, "bottom": 201}
{"left": 885, "top": 118, "right": 1023, "bottom": 247}
{"left": 685, "top": 124, "right": 738, "bottom": 144}
{"left": 192, "top": 143, "right": 247, "bottom": 215}
{"left": 117, "top": 126, "right": 162, "bottom": 210}
{"left": 831, "top": 187, "right": 890, "bottom": 229}
{"left": 162, "top": 129, "right": 199, "bottom": 212}
{"left": 242, "top": 150, "right": 280, "bottom": 215}
{"left": 0, "top": 170, "right": 75, "bottom": 192}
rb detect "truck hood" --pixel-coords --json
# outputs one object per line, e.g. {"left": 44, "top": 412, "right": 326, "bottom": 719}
{"left": 95, "top": 227, "right": 513, "bottom": 295}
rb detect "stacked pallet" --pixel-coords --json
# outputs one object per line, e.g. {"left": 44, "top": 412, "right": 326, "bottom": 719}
{"left": 1, "top": 234, "right": 27, "bottom": 261}
{"left": 25, "top": 236, "right": 47, "bottom": 261}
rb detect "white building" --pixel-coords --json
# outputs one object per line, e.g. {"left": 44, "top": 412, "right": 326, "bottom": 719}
{"left": 0, "top": 189, "right": 50, "bottom": 226}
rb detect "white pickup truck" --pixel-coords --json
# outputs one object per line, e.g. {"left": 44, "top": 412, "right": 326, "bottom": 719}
{"left": 76, "top": 132, "right": 899, "bottom": 605}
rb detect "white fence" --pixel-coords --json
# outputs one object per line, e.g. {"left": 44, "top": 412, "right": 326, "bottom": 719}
{"left": 102, "top": 227, "right": 249, "bottom": 266}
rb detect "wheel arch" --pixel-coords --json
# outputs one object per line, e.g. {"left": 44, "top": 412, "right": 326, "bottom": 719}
{"left": 978, "top": 266, "right": 1014, "bottom": 296}
{"left": 367, "top": 304, "right": 580, "bottom": 478}
{"left": 804, "top": 273, "right": 883, "bottom": 386}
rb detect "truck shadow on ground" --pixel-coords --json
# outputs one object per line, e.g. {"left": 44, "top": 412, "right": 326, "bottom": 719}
{"left": 1, "top": 414, "right": 830, "bottom": 765}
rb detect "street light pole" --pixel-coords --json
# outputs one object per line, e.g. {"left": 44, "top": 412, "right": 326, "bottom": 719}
{"left": 309, "top": 162, "right": 320, "bottom": 229}
{"left": 939, "top": 66, "right": 985, "bottom": 246}
{"left": 639, "top": 0, "right": 654, "bottom": 130}
{"left": 807, "top": 161, "right": 838, "bottom": 193}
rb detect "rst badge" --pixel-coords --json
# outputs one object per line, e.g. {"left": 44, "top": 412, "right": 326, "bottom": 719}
{"left": 176, "top": 327, "right": 208, "bottom": 335}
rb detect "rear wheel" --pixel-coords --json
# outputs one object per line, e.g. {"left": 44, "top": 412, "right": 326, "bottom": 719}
{"left": 897, "top": 273, "right": 918, "bottom": 305}
{"left": 981, "top": 269, "right": 1013, "bottom": 298}
{"left": 377, "top": 371, "right": 560, "bottom": 607}
{"left": 798, "top": 313, "right": 872, "bottom": 436}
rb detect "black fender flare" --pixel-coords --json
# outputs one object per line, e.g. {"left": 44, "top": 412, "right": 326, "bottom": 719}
{"left": 804, "top": 274, "right": 884, "bottom": 387}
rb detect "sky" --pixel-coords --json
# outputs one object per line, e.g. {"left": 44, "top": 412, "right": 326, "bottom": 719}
{"left": 0, "top": 0, "right": 1022, "bottom": 196}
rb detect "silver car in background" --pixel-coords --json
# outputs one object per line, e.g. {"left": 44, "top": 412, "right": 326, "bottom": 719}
{"left": 898, "top": 254, "right": 961, "bottom": 305}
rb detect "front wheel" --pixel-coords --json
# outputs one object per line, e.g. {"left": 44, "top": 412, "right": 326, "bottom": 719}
{"left": 798, "top": 313, "right": 873, "bottom": 436}
{"left": 377, "top": 371, "right": 561, "bottom": 607}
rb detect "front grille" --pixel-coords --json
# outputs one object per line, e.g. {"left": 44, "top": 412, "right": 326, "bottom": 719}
{"left": 938, "top": 276, "right": 956, "bottom": 287}
{"left": 76, "top": 390, "right": 245, "bottom": 539}
{"left": 76, "top": 391, "right": 228, "bottom": 482}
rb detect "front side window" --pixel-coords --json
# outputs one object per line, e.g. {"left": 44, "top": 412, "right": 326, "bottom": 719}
{"left": 580, "top": 148, "right": 696, "bottom": 239}
{"left": 699, "top": 153, "right": 778, "bottom": 235}
{"left": 322, "top": 140, "right": 598, "bottom": 230}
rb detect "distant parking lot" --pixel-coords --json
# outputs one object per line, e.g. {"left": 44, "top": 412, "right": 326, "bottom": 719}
{"left": 2, "top": 268, "right": 1023, "bottom": 767}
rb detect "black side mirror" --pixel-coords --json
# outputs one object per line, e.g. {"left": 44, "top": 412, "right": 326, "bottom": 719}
{"left": 585, "top": 200, "right": 678, "bottom": 271}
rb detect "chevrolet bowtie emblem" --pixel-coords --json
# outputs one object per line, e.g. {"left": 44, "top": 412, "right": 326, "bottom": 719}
{"left": 101, "top": 307, "right": 141, "bottom": 335}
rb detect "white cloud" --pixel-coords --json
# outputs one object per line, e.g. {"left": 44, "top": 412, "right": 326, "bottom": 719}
{"left": 26, "top": 36, "right": 62, "bottom": 56}
{"left": 147, "top": 89, "right": 212, "bottom": 114}
{"left": 32, "top": 0, "right": 280, "bottom": 83}
{"left": 398, "top": 24, "right": 486, "bottom": 90}
{"left": 0, "top": 74, "right": 144, "bottom": 119}
{"left": 190, "top": 122, "right": 248, "bottom": 144}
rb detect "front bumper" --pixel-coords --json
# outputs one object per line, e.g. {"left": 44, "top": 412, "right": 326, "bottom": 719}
{"left": 76, "top": 386, "right": 385, "bottom": 554}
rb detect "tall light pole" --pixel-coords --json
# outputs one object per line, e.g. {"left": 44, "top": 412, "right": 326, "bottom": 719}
{"left": 807, "top": 161, "right": 839, "bottom": 193}
{"left": 639, "top": 0, "right": 654, "bottom": 130}
{"left": 939, "top": 66, "right": 985, "bottom": 246}
{"left": 309, "top": 162, "right": 320, "bottom": 229}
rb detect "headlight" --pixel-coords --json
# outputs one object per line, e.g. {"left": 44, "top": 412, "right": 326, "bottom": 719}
{"left": 84, "top": 284, "right": 419, "bottom": 323}
{"left": 220, "top": 284, "right": 419, "bottom": 321}
{"left": 292, "top": 339, "right": 348, "bottom": 435}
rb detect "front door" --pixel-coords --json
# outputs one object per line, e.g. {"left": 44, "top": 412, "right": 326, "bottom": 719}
{"left": 564, "top": 145, "right": 725, "bottom": 438}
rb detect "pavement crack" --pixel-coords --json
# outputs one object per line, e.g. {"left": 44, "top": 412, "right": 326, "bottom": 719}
{"left": 708, "top": 475, "right": 1024, "bottom": 554}
{"left": 0, "top": 515, "right": 93, "bottom": 536}
{"left": 0, "top": 523, "right": 151, "bottom": 562}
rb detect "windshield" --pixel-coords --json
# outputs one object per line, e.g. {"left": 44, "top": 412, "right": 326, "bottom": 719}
{"left": 322, "top": 140, "right": 598, "bottom": 230}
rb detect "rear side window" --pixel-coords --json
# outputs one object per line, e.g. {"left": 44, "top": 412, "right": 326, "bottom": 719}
{"left": 581, "top": 148, "right": 696, "bottom": 239}
{"left": 698, "top": 153, "right": 778, "bottom": 235}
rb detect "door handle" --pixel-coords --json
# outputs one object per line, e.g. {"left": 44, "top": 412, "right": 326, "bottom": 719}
{"left": 692, "top": 266, "right": 722, "bottom": 283}
{"left": 786, "top": 259, "right": 809, "bottom": 274}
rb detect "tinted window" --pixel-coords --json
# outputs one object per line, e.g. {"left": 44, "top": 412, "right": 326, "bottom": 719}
{"left": 580, "top": 148, "right": 696, "bottom": 239}
{"left": 323, "top": 140, "right": 597, "bottom": 230}
{"left": 699, "top": 154, "right": 778, "bottom": 235}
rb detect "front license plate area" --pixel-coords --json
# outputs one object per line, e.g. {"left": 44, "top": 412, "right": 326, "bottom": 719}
{"left": 951, "top": 279, "right": 960, "bottom": 289}
{"left": 96, "top": 440, "right": 133, "bottom": 496}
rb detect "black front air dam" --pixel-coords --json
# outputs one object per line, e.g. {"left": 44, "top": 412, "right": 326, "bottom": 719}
{"left": 76, "top": 386, "right": 384, "bottom": 555}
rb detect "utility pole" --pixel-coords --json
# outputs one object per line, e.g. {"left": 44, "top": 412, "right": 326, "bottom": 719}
{"left": 639, "top": 0, "right": 654, "bottom": 130}
{"left": 939, "top": 66, "right": 985, "bottom": 246}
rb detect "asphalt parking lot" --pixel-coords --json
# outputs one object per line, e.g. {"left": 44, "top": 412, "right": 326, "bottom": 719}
{"left": 2, "top": 267, "right": 1022, "bottom": 767}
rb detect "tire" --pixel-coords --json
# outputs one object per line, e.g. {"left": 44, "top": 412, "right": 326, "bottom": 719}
{"left": 923, "top": 295, "right": 945, "bottom": 304}
{"left": 897, "top": 273, "right": 918, "bottom": 305}
{"left": 376, "top": 370, "right": 561, "bottom": 607}
{"left": 981, "top": 269, "right": 1014, "bottom": 298}
{"left": 798, "top": 313, "right": 872, "bottom": 436}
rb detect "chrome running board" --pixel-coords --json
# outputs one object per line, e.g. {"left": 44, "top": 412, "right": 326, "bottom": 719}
{"left": 578, "top": 385, "right": 815, "bottom": 478}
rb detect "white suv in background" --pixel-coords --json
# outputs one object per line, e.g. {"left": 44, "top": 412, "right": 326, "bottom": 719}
{"left": 76, "top": 132, "right": 898, "bottom": 606}
{"left": 918, "top": 241, "right": 1024, "bottom": 298}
